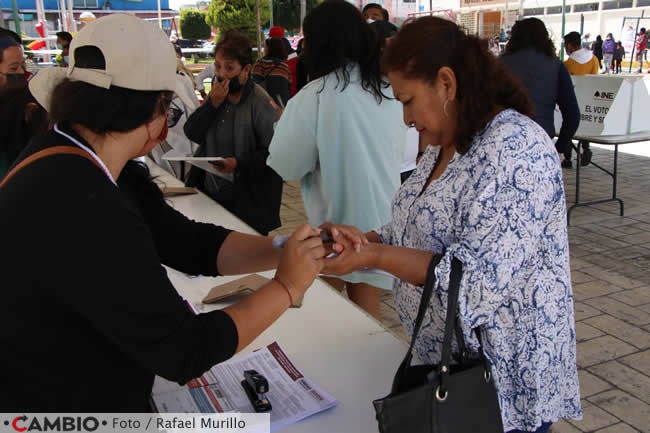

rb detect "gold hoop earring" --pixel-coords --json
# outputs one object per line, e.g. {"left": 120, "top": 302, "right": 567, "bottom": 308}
{"left": 443, "top": 100, "right": 450, "bottom": 118}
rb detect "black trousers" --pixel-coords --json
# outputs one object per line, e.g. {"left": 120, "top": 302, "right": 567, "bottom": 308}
{"left": 564, "top": 141, "right": 590, "bottom": 161}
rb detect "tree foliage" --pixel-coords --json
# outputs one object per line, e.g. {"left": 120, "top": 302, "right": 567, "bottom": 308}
{"left": 206, "top": 0, "right": 270, "bottom": 44}
{"left": 272, "top": 0, "right": 320, "bottom": 31}
{"left": 180, "top": 8, "right": 211, "bottom": 40}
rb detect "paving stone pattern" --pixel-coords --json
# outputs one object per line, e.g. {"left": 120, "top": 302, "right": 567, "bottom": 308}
{"left": 270, "top": 146, "right": 650, "bottom": 433}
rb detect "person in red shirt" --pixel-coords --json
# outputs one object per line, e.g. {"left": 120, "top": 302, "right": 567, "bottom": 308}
{"left": 635, "top": 27, "right": 647, "bottom": 73}
{"left": 269, "top": 26, "right": 298, "bottom": 96}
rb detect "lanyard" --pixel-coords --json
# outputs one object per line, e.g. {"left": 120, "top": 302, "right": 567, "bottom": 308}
{"left": 53, "top": 123, "right": 117, "bottom": 186}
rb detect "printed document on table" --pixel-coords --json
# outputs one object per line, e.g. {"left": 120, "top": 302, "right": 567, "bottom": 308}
{"left": 161, "top": 149, "right": 225, "bottom": 176}
{"left": 152, "top": 342, "right": 337, "bottom": 431}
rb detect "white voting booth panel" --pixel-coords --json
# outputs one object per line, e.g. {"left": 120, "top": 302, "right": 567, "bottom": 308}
{"left": 555, "top": 75, "right": 650, "bottom": 136}
{"left": 146, "top": 161, "right": 410, "bottom": 433}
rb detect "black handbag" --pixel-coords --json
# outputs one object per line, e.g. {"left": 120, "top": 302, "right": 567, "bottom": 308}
{"left": 373, "top": 256, "right": 504, "bottom": 433}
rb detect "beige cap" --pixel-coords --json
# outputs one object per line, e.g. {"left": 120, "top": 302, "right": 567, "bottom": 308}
{"left": 30, "top": 14, "right": 177, "bottom": 111}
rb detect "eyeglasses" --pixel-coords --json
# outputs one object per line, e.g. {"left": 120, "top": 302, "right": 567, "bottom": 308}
{"left": 167, "top": 100, "right": 183, "bottom": 128}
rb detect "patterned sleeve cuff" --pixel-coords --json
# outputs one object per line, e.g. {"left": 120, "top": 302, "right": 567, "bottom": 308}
{"left": 374, "top": 222, "right": 393, "bottom": 246}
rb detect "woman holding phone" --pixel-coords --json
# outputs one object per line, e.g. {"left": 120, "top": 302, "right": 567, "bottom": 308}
{"left": 0, "top": 15, "right": 326, "bottom": 411}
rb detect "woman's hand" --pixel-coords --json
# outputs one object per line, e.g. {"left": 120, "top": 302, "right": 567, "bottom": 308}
{"left": 275, "top": 224, "right": 326, "bottom": 301}
{"left": 212, "top": 157, "right": 237, "bottom": 174}
{"left": 319, "top": 222, "right": 369, "bottom": 253}
{"left": 209, "top": 78, "right": 229, "bottom": 108}
{"left": 320, "top": 227, "right": 377, "bottom": 276}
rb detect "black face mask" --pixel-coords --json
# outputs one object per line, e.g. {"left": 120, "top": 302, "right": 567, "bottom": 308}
{"left": 217, "top": 73, "right": 244, "bottom": 94}
{"left": 2, "top": 73, "right": 26, "bottom": 89}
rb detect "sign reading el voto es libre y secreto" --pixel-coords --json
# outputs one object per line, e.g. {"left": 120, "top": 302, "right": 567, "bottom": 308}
{"left": 555, "top": 75, "right": 650, "bottom": 137}
{"left": 573, "top": 76, "right": 624, "bottom": 136}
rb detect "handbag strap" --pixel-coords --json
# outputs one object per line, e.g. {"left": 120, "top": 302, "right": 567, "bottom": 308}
{"left": 0, "top": 146, "right": 103, "bottom": 190}
{"left": 439, "top": 257, "right": 464, "bottom": 372}
{"left": 398, "top": 253, "right": 443, "bottom": 371}
{"left": 395, "top": 255, "right": 489, "bottom": 379}
{"left": 439, "top": 259, "right": 490, "bottom": 386}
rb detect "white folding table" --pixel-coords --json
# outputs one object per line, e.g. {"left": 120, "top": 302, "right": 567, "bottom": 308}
{"left": 147, "top": 161, "right": 410, "bottom": 433}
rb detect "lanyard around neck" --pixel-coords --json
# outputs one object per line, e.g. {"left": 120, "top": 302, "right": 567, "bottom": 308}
{"left": 53, "top": 123, "right": 117, "bottom": 186}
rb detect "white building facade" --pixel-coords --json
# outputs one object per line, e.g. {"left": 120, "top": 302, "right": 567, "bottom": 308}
{"left": 361, "top": 0, "right": 650, "bottom": 51}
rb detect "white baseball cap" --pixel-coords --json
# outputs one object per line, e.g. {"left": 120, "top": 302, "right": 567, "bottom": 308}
{"left": 30, "top": 14, "right": 177, "bottom": 111}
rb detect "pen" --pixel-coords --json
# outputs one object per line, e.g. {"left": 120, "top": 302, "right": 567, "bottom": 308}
{"left": 272, "top": 231, "right": 332, "bottom": 249}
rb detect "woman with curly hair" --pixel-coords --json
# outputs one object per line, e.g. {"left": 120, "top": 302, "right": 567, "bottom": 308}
{"left": 501, "top": 17, "right": 580, "bottom": 168}
{"left": 322, "top": 16, "right": 581, "bottom": 433}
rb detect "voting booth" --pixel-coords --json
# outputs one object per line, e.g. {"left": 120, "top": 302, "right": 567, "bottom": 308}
{"left": 555, "top": 75, "right": 650, "bottom": 137}
{"left": 555, "top": 74, "right": 650, "bottom": 224}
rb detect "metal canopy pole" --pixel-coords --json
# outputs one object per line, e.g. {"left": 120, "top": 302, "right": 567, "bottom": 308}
{"left": 560, "top": 0, "right": 566, "bottom": 61}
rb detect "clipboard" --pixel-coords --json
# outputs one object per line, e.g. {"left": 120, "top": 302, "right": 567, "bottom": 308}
{"left": 202, "top": 274, "right": 303, "bottom": 308}
{"left": 161, "top": 149, "right": 226, "bottom": 176}
{"left": 160, "top": 186, "right": 199, "bottom": 197}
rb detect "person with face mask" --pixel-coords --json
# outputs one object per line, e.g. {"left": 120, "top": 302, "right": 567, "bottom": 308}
{"left": 0, "top": 84, "right": 48, "bottom": 179}
{"left": 55, "top": 31, "right": 72, "bottom": 67}
{"left": 0, "top": 36, "right": 26, "bottom": 89}
{"left": 184, "top": 30, "right": 283, "bottom": 236}
{"left": 362, "top": 3, "right": 384, "bottom": 23}
{"left": 0, "top": 14, "right": 327, "bottom": 412}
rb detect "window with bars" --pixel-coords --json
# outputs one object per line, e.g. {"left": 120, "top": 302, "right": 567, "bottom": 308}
{"left": 573, "top": 2, "right": 599, "bottom": 12}
{"left": 546, "top": 6, "right": 564, "bottom": 14}
{"left": 73, "top": 0, "right": 98, "bottom": 8}
{"left": 602, "top": 0, "right": 633, "bottom": 9}
{"left": 523, "top": 7, "right": 544, "bottom": 16}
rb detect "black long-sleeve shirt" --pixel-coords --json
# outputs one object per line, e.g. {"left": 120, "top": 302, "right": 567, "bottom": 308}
{"left": 0, "top": 124, "right": 237, "bottom": 412}
{"left": 502, "top": 49, "right": 580, "bottom": 153}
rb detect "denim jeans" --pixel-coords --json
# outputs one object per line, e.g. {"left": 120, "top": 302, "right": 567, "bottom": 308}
{"left": 507, "top": 422, "right": 552, "bottom": 433}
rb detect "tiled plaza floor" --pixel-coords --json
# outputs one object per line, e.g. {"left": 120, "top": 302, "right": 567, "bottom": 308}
{"left": 270, "top": 144, "right": 650, "bottom": 433}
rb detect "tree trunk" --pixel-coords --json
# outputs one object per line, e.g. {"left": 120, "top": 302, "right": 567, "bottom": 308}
{"left": 256, "top": 0, "right": 262, "bottom": 58}
{"left": 300, "top": 0, "right": 306, "bottom": 34}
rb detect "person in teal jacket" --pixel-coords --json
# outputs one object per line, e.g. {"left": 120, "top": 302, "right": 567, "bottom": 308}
{"left": 267, "top": 1, "right": 405, "bottom": 320}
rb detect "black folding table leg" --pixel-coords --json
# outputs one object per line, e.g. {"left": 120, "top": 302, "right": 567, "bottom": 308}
{"left": 613, "top": 143, "right": 624, "bottom": 216}
{"left": 567, "top": 142, "right": 583, "bottom": 225}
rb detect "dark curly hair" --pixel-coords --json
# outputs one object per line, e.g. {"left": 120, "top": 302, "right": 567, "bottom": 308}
{"left": 302, "top": 0, "right": 389, "bottom": 103}
{"left": 382, "top": 17, "right": 534, "bottom": 154}
{"left": 505, "top": 18, "right": 557, "bottom": 58}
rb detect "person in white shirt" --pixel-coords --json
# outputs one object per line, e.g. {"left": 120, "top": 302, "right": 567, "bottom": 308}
{"left": 400, "top": 127, "right": 419, "bottom": 183}
{"left": 195, "top": 62, "right": 215, "bottom": 100}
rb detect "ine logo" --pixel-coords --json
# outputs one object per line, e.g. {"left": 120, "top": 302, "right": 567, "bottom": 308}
{"left": 593, "top": 90, "right": 615, "bottom": 100}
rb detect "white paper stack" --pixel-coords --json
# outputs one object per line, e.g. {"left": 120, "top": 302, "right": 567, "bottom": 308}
{"left": 152, "top": 342, "right": 338, "bottom": 432}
